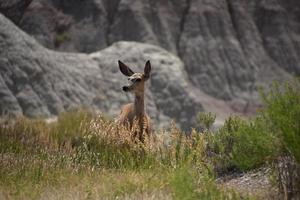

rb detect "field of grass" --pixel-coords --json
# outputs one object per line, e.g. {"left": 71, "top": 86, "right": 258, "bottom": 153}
{"left": 0, "top": 80, "right": 299, "bottom": 199}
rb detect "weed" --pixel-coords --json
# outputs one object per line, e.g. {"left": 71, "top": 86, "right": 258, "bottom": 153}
{"left": 54, "top": 31, "right": 70, "bottom": 47}
{"left": 198, "top": 112, "right": 216, "bottom": 131}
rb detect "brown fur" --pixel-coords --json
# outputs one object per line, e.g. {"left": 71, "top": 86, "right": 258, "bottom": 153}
{"left": 118, "top": 103, "right": 151, "bottom": 142}
{"left": 116, "top": 60, "right": 152, "bottom": 142}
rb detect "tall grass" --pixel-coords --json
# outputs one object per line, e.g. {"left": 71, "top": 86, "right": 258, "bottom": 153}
{"left": 1, "top": 80, "right": 298, "bottom": 199}
{"left": 0, "top": 109, "right": 246, "bottom": 199}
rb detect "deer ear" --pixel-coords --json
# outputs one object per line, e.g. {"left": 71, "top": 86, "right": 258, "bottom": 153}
{"left": 144, "top": 60, "right": 151, "bottom": 80}
{"left": 118, "top": 60, "right": 134, "bottom": 76}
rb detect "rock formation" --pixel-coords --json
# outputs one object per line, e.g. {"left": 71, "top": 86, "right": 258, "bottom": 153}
{"left": 0, "top": 0, "right": 32, "bottom": 24}
{"left": 0, "top": 13, "right": 216, "bottom": 130}
{"left": 1, "top": 0, "right": 299, "bottom": 129}
{"left": 17, "top": 0, "right": 299, "bottom": 105}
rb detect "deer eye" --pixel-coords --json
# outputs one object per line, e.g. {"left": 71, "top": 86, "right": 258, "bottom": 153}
{"left": 135, "top": 78, "right": 141, "bottom": 82}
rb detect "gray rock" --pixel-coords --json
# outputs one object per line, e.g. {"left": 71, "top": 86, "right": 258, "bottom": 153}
{"left": 0, "top": 13, "right": 104, "bottom": 118}
{"left": 14, "top": 0, "right": 299, "bottom": 114}
{"left": 178, "top": 0, "right": 295, "bottom": 102}
{"left": 0, "top": 0, "right": 32, "bottom": 24}
{"left": 0, "top": 13, "right": 215, "bottom": 130}
{"left": 19, "top": 0, "right": 108, "bottom": 52}
{"left": 1, "top": 0, "right": 299, "bottom": 128}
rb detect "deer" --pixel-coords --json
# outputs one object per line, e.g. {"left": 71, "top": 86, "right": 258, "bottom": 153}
{"left": 116, "top": 60, "right": 152, "bottom": 143}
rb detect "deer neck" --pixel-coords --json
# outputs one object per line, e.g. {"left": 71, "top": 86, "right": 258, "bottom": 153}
{"left": 134, "top": 92, "right": 145, "bottom": 117}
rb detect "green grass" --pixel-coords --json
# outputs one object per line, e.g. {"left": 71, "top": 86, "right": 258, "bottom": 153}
{"left": 0, "top": 110, "right": 245, "bottom": 199}
{"left": 1, "top": 80, "right": 299, "bottom": 199}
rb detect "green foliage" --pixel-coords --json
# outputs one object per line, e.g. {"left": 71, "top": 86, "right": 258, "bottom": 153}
{"left": 170, "top": 165, "right": 244, "bottom": 200}
{"left": 198, "top": 112, "right": 216, "bottom": 131}
{"left": 204, "top": 80, "right": 300, "bottom": 172}
{"left": 260, "top": 80, "right": 300, "bottom": 164}
{"left": 209, "top": 115, "right": 279, "bottom": 172}
{"left": 51, "top": 108, "right": 93, "bottom": 146}
{"left": 54, "top": 31, "right": 70, "bottom": 47}
{"left": 171, "top": 166, "right": 197, "bottom": 200}
{"left": 230, "top": 117, "right": 279, "bottom": 170}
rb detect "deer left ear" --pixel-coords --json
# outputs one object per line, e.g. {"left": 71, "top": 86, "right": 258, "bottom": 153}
{"left": 144, "top": 60, "right": 151, "bottom": 80}
{"left": 118, "top": 60, "right": 134, "bottom": 76}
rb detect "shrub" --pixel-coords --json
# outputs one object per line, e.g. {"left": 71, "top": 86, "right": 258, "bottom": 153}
{"left": 260, "top": 80, "right": 300, "bottom": 198}
{"left": 197, "top": 112, "right": 216, "bottom": 131}
{"left": 230, "top": 116, "right": 279, "bottom": 170}
{"left": 209, "top": 116, "right": 279, "bottom": 172}
{"left": 260, "top": 81, "right": 300, "bottom": 163}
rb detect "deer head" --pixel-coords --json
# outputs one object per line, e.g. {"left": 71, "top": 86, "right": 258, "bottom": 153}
{"left": 118, "top": 60, "right": 151, "bottom": 95}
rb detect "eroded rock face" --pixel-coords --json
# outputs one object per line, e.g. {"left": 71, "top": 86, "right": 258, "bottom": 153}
{"left": 15, "top": 0, "right": 300, "bottom": 111}
{"left": 19, "top": 0, "right": 108, "bottom": 52}
{"left": 0, "top": 13, "right": 209, "bottom": 130}
{"left": 0, "top": 0, "right": 32, "bottom": 24}
{"left": 0, "top": 13, "right": 103, "bottom": 118}
{"left": 1, "top": 0, "right": 299, "bottom": 129}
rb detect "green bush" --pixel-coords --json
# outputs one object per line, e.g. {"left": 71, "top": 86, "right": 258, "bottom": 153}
{"left": 230, "top": 116, "right": 279, "bottom": 170}
{"left": 260, "top": 80, "right": 300, "bottom": 163}
{"left": 198, "top": 112, "right": 216, "bottom": 131}
{"left": 207, "top": 80, "right": 300, "bottom": 172}
{"left": 209, "top": 115, "right": 279, "bottom": 172}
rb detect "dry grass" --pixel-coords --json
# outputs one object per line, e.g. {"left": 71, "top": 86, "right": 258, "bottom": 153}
{"left": 0, "top": 109, "right": 247, "bottom": 200}
{"left": 0, "top": 168, "right": 170, "bottom": 199}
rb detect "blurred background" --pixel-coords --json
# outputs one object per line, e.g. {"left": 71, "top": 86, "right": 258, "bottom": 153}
{"left": 0, "top": 0, "right": 299, "bottom": 130}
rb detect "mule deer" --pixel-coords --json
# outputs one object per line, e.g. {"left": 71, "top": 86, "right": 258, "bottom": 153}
{"left": 117, "top": 60, "right": 152, "bottom": 142}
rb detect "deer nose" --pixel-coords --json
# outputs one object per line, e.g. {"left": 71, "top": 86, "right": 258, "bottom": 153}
{"left": 123, "top": 86, "right": 130, "bottom": 92}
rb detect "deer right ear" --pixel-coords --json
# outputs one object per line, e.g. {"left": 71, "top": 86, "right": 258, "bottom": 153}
{"left": 118, "top": 60, "right": 134, "bottom": 76}
{"left": 144, "top": 60, "right": 151, "bottom": 80}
